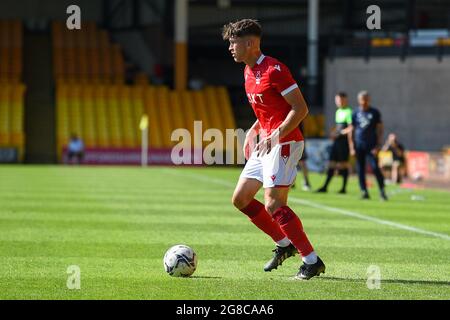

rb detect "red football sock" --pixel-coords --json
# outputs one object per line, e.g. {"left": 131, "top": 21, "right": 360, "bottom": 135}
{"left": 240, "top": 199, "right": 286, "bottom": 243}
{"left": 272, "top": 206, "right": 314, "bottom": 257}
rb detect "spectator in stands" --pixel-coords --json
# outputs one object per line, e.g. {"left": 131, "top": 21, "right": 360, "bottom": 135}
{"left": 68, "top": 134, "right": 85, "bottom": 165}
{"left": 348, "top": 91, "right": 388, "bottom": 201}
{"left": 382, "top": 133, "right": 406, "bottom": 184}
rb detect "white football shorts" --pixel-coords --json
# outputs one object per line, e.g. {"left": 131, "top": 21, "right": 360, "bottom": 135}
{"left": 240, "top": 140, "right": 304, "bottom": 188}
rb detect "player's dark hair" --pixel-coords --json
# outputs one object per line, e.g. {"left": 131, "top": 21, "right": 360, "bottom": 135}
{"left": 336, "top": 92, "right": 347, "bottom": 98}
{"left": 222, "top": 19, "right": 262, "bottom": 40}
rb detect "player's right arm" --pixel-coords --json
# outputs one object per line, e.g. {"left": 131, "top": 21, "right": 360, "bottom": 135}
{"left": 381, "top": 137, "right": 391, "bottom": 151}
{"left": 347, "top": 112, "right": 356, "bottom": 156}
{"left": 348, "top": 125, "right": 355, "bottom": 156}
{"left": 345, "top": 123, "right": 356, "bottom": 157}
{"left": 243, "top": 120, "right": 260, "bottom": 160}
{"left": 372, "top": 110, "right": 384, "bottom": 156}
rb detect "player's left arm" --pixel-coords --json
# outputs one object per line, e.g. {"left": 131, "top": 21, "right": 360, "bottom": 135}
{"left": 256, "top": 88, "right": 308, "bottom": 157}
{"left": 373, "top": 111, "right": 384, "bottom": 155}
{"left": 375, "top": 123, "right": 384, "bottom": 149}
{"left": 347, "top": 113, "right": 356, "bottom": 156}
{"left": 277, "top": 88, "right": 309, "bottom": 140}
{"left": 256, "top": 63, "right": 308, "bottom": 156}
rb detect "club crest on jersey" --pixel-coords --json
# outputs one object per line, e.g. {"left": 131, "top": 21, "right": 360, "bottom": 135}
{"left": 255, "top": 71, "right": 261, "bottom": 84}
{"left": 274, "top": 64, "right": 281, "bottom": 71}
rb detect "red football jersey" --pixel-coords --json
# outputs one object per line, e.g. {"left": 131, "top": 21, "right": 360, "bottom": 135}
{"left": 244, "top": 54, "right": 303, "bottom": 143}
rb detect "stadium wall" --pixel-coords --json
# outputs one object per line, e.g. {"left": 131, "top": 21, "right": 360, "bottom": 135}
{"left": 0, "top": 0, "right": 102, "bottom": 22}
{"left": 325, "top": 56, "right": 450, "bottom": 152}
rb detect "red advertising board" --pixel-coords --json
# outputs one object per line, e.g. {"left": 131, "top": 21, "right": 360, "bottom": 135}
{"left": 62, "top": 148, "right": 204, "bottom": 166}
{"left": 406, "top": 151, "right": 430, "bottom": 180}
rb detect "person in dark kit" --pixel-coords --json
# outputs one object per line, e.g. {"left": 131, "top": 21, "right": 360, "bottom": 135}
{"left": 382, "top": 133, "right": 406, "bottom": 184}
{"left": 316, "top": 92, "right": 353, "bottom": 194}
{"left": 348, "top": 91, "right": 388, "bottom": 201}
{"left": 292, "top": 123, "right": 312, "bottom": 191}
{"left": 297, "top": 145, "right": 312, "bottom": 191}
{"left": 67, "top": 133, "right": 85, "bottom": 164}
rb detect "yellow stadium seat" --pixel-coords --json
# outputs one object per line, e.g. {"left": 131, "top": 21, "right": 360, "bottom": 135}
{"left": 191, "top": 90, "right": 211, "bottom": 129}
{"left": 204, "top": 86, "right": 226, "bottom": 133}
{"left": 118, "top": 86, "right": 137, "bottom": 148}
{"left": 131, "top": 86, "right": 145, "bottom": 147}
{"left": 155, "top": 86, "right": 174, "bottom": 148}
{"left": 215, "top": 86, "right": 238, "bottom": 155}
{"left": 77, "top": 47, "right": 89, "bottom": 82}
{"left": 179, "top": 90, "right": 197, "bottom": 147}
{"left": 80, "top": 85, "right": 97, "bottom": 147}
{"left": 134, "top": 72, "right": 149, "bottom": 86}
{"left": 169, "top": 91, "right": 186, "bottom": 133}
{"left": 0, "top": 22, "right": 24, "bottom": 158}
{"left": 0, "top": 48, "right": 9, "bottom": 80}
{"left": 105, "top": 85, "right": 123, "bottom": 147}
{"left": 216, "top": 86, "right": 237, "bottom": 130}
{"left": 68, "top": 85, "right": 83, "bottom": 139}
{"left": 141, "top": 86, "right": 163, "bottom": 148}
{"left": 10, "top": 84, "right": 26, "bottom": 160}
{"left": 111, "top": 44, "right": 125, "bottom": 83}
{"left": 99, "top": 46, "right": 112, "bottom": 83}
{"left": 93, "top": 85, "right": 110, "bottom": 147}
{"left": 56, "top": 84, "right": 70, "bottom": 150}
{"left": 0, "top": 85, "right": 11, "bottom": 145}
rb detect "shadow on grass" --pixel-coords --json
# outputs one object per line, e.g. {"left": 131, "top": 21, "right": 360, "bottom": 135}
{"left": 190, "top": 276, "right": 222, "bottom": 279}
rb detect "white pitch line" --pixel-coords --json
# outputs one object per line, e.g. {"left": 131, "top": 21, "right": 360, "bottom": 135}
{"left": 165, "top": 169, "right": 450, "bottom": 242}
{"left": 289, "top": 198, "right": 450, "bottom": 241}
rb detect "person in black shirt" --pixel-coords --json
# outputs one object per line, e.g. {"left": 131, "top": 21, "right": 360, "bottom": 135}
{"left": 349, "top": 91, "right": 388, "bottom": 200}
{"left": 382, "top": 133, "right": 406, "bottom": 184}
{"left": 292, "top": 123, "right": 312, "bottom": 191}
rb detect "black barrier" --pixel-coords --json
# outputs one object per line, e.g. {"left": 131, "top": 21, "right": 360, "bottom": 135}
{"left": 0, "top": 300, "right": 444, "bottom": 318}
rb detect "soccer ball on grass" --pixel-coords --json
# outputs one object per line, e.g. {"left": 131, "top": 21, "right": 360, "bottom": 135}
{"left": 163, "top": 244, "right": 197, "bottom": 277}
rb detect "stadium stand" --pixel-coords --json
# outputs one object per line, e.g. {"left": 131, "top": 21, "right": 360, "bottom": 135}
{"left": 302, "top": 114, "right": 325, "bottom": 138}
{"left": 0, "top": 20, "right": 26, "bottom": 161}
{"left": 52, "top": 21, "right": 125, "bottom": 84}
{"left": 52, "top": 21, "right": 237, "bottom": 162}
{"left": 56, "top": 84, "right": 237, "bottom": 154}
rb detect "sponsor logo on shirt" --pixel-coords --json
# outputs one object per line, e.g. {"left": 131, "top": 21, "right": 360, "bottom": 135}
{"left": 247, "top": 93, "right": 264, "bottom": 104}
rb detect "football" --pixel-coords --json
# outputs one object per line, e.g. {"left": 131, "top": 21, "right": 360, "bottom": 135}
{"left": 163, "top": 245, "right": 197, "bottom": 277}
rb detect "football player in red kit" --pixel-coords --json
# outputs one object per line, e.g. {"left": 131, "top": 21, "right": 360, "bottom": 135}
{"left": 223, "top": 19, "right": 325, "bottom": 280}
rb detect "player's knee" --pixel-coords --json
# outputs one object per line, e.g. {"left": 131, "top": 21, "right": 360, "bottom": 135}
{"left": 265, "top": 199, "right": 282, "bottom": 216}
{"left": 231, "top": 193, "right": 251, "bottom": 210}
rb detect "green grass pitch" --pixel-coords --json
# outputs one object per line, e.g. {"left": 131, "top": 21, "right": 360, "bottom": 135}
{"left": 0, "top": 165, "right": 449, "bottom": 300}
